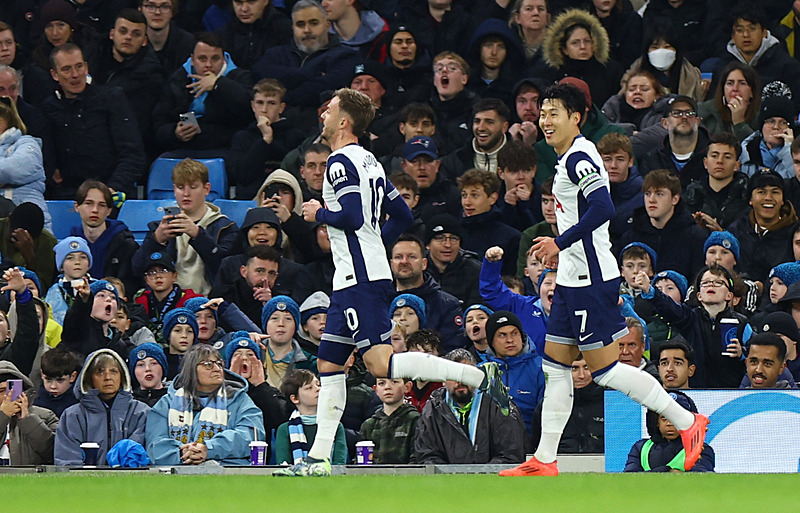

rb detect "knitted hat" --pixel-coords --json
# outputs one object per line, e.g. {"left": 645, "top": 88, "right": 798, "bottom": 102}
{"left": 425, "top": 213, "right": 462, "bottom": 244}
{"left": 17, "top": 267, "right": 41, "bottom": 295}
{"left": 618, "top": 241, "right": 658, "bottom": 269}
{"left": 162, "top": 307, "right": 198, "bottom": 339}
{"left": 538, "top": 268, "right": 556, "bottom": 292}
{"left": 758, "top": 95, "right": 795, "bottom": 126}
{"left": 652, "top": 270, "right": 688, "bottom": 299}
{"left": 9, "top": 202, "right": 44, "bottom": 238}
{"left": 128, "top": 342, "right": 168, "bottom": 378}
{"left": 759, "top": 311, "right": 800, "bottom": 344}
{"left": 703, "top": 230, "right": 740, "bottom": 262}
{"left": 390, "top": 293, "right": 427, "bottom": 327}
{"left": 559, "top": 77, "right": 591, "bottom": 108}
{"left": 225, "top": 331, "right": 263, "bottom": 367}
{"left": 769, "top": 262, "right": 800, "bottom": 287}
{"left": 464, "top": 304, "right": 494, "bottom": 318}
{"left": 261, "top": 295, "right": 300, "bottom": 332}
{"left": 41, "top": 0, "right": 77, "bottom": 29}
{"left": 54, "top": 236, "right": 93, "bottom": 271}
{"left": 403, "top": 136, "right": 439, "bottom": 161}
{"left": 89, "top": 279, "right": 120, "bottom": 303}
{"left": 351, "top": 61, "right": 388, "bottom": 89}
{"left": 183, "top": 296, "right": 219, "bottom": 322}
{"left": 299, "top": 291, "right": 330, "bottom": 325}
{"left": 748, "top": 168, "right": 786, "bottom": 197}
{"left": 145, "top": 251, "right": 175, "bottom": 273}
{"left": 485, "top": 310, "right": 524, "bottom": 348}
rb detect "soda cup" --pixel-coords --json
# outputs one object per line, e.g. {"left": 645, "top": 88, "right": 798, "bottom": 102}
{"left": 355, "top": 441, "right": 374, "bottom": 465}
{"left": 80, "top": 442, "right": 100, "bottom": 467}
{"left": 249, "top": 441, "right": 268, "bottom": 465}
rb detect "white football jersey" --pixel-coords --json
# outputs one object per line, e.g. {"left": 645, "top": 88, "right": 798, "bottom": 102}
{"left": 551, "top": 136, "right": 620, "bottom": 287}
{"left": 322, "top": 144, "right": 397, "bottom": 290}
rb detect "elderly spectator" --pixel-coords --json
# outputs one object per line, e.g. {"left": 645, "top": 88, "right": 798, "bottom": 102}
{"left": 146, "top": 344, "right": 265, "bottom": 465}
{"left": 509, "top": 0, "right": 551, "bottom": 77}
{"left": 739, "top": 95, "right": 796, "bottom": 179}
{"left": 54, "top": 348, "right": 149, "bottom": 466}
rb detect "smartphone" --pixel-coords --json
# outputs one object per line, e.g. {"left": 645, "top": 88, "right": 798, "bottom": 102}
{"left": 164, "top": 206, "right": 181, "bottom": 217}
{"left": 7, "top": 379, "right": 22, "bottom": 401}
{"left": 70, "top": 279, "right": 84, "bottom": 288}
{"left": 720, "top": 318, "right": 739, "bottom": 357}
{"left": 179, "top": 111, "right": 199, "bottom": 127}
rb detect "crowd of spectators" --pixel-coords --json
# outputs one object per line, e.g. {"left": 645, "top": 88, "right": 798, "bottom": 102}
{"left": 2, "top": 0, "right": 800, "bottom": 470}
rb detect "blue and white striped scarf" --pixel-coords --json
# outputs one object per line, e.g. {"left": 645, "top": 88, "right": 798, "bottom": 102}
{"left": 287, "top": 411, "right": 318, "bottom": 464}
{"left": 168, "top": 386, "right": 229, "bottom": 444}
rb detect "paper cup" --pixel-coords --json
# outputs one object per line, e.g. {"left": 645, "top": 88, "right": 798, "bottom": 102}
{"left": 250, "top": 441, "right": 268, "bottom": 466}
{"left": 80, "top": 442, "right": 100, "bottom": 467}
{"left": 355, "top": 441, "right": 374, "bottom": 465}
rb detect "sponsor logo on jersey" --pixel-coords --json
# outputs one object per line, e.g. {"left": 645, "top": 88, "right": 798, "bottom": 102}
{"left": 328, "top": 163, "right": 348, "bottom": 187}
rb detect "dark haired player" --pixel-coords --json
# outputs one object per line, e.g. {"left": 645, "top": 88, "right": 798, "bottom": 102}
{"left": 500, "top": 84, "right": 709, "bottom": 476}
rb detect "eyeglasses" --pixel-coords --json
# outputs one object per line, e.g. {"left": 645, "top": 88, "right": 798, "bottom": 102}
{"left": 431, "top": 234, "right": 461, "bottom": 243}
{"left": 142, "top": 3, "right": 172, "bottom": 12}
{"left": 197, "top": 360, "right": 224, "bottom": 370}
{"left": 433, "top": 64, "right": 461, "bottom": 74}
{"left": 700, "top": 279, "right": 728, "bottom": 288}
{"left": 144, "top": 268, "right": 171, "bottom": 277}
{"left": 765, "top": 119, "right": 790, "bottom": 129}
{"left": 668, "top": 110, "right": 697, "bottom": 118}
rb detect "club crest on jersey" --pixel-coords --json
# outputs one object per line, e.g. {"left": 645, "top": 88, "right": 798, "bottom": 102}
{"left": 328, "top": 163, "right": 347, "bottom": 187}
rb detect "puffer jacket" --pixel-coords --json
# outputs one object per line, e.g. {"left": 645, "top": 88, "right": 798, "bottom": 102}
{"left": 0, "top": 127, "right": 50, "bottom": 231}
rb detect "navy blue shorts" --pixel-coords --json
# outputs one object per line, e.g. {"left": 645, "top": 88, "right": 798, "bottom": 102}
{"left": 547, "top": 278, "right": 628, "bottom": 351}
{"left": 317, "top": 280, "right": 394, "bottom": 366}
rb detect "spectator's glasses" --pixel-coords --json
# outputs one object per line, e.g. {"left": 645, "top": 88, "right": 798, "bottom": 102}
{"left": 142, "top": 3, "right": 172, "bottom": 12}
{"left": 668, "top": 110, "right": 696, "bottom": 118}
{"left": 765, "top": 118, "right": 790, "bottom": 129}
{"left": 433, "top": 64, "right": 462, "bottom": 74}
{"left": 699, "top": 279, "right": 727, "bottom": 288}
{"left": 144, "top": 268, "right": 171, "bottom": 277}
{"left": 198, "top": 360, "right": 224, "bottom": 370}
{"left": 430, "top": 234, "right": 461, "bottom": 243}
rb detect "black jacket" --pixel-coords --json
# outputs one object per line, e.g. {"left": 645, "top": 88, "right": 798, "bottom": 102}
{"left": 150, "top": 23, "right": 196, "bottom": 77}
{"left": 397, "top": 275, "right": 468, "bottom": 353}
{"left": 460, "top": 207, "right": 521, "bottom": 277}
{"left": 69, "top": 220, "right": 141, "bottom": 300}
{"left": 429, "top": 89, "right": 478, "bottom": 156}
{"left": 415, "top": 172, "right": 462, "bottom": 225}
{"left": 152, "top": 65, "right": 253, "bottom": 152}
{"left": 684, "top": 172, "right": 750, "bottom": 230}
{"left": 728, "top": 206, "right": 799, "bottom": 284}
{"left": 42, "top": 84, "right": 146, "bottom": 195}
{"left": 59, "top": 294, "right": 127, "bottom": 361}
{"left": 0, "top": 293, "right": 39, "bottom": 376}
{"left": 231, "top": 121, "right": 306, "bottom": 199}
{"left": 216, "top": 7, "right": 292, "bottom": 70}
{"left": 531, "top": 381, "right": 605, "bottom": 454}
{"left": 425, "top": 249, "right": 482, "bottom": 308}
{"left": 638, "top": 129, "right": 711, "bottom": 188}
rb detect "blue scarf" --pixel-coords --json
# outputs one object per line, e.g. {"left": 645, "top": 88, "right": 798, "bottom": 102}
{"left": 759, "top": 139, "right": 783, "bottom": 170}
{"left": 287, "top": 411, "right": 317, "bottom": 464}
{"left": 446, "top": 389, "right": 483, "bottom": 445}
{"left": 181, "top": 51, "right": 238, "bottom": 117}
{"left": 168, "top": 386, "right": 229, "bottom": 444}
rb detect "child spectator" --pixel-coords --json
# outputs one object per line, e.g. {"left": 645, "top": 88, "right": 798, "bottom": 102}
{"left": 624, "top": 391, "right": 714, "bottom": 472}
{"left": 181, "top": 296, "right": 259, "bottom": 349}
{"left": 463, "top": 304, "right": 494, "bottom": 361}
{"left": 33, "top": 347, "right": 81, "bottom": 418}
{"left": 128, "top": 342, "right": 169, "bottom": 407}
{"left": 45, "top": 236, "right": 94, "bottom": 325}
{"left": 388, "top": 171, "right": 425, "bottom": 240}
{"left": 261, "top": 296, "right": 317, "bottom": 389}
{"left": 768, "top": 262, "right": 800, "bottom": 306}
{"left": 390, "top": 323, "right": 408, "bottom": 353}
{"left": 458, "top": 168, "right": 521, "bottom": 276}
{"left": 298, "top": 291, "right": 329, "bottom": 356}
{"left": 111, "top": 303, "right": 157, "bottom": 348}
{"left": 133, "top": 252, "right": 200, "bottom": 341}
{"left": 359, "top": 377, "right": 420, "bottom": 464}
{"left": 517, "top": 177, "right": 557, "bottom": 277}
{"left": 0, "top": 361, "right": 58, "bottom": 465}
{"left": 274, "top": 369, "right": 347, "bottom": 465}
{"left": 635, "top": 270, "right": 688, "bottom": 357}
{"left": 59, "top": 279, "right": 127, "bottom": 360}
{"left": 618, "top": 242, "right": 657, "bottom": 297}
{"left": 519, "top": 250, "right": 545, "bottom": 296}
{"left": 162, "top": 307, "right": 199, "bottom": 381}
{"left": 403, "top": 329, "right": 444, "bottom": 413}
{"left": 702, "top": 231, "right": 759, "bottom": 315}
{"left": 390, "top": 293, "right": 425, "bottom": 337}
{"left": 630, "top": 264, "right": 753, "bottom": 388}
{"left": 54, "top": 348, "right": 149, "bottom": 466}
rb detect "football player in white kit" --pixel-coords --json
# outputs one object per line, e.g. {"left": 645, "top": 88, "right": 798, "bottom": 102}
{"left": 499, "top": 83, "right": 709, "bottom": 477}
{"left": 274, "top": 88, "right": 511, "bottom": 477}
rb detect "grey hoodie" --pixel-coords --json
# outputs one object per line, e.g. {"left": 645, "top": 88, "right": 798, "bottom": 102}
{"left": 53, "top": 349, "right": 150, "bottom": 466}
{"left": 727, "top": 31, "right": 780, "bottom": 67}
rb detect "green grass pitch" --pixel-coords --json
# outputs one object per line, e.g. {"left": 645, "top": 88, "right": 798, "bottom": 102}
{"left": 2, "top": 473, "right": 798, "bottom": 512}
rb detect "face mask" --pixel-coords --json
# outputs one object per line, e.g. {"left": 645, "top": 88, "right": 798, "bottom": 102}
{"left": 648, "top": 48, "right": 676, "bottom": 71}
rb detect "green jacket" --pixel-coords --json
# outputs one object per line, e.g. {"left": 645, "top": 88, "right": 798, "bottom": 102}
{"left": 533, "top": 105, "right": 625, "bottom": 185}
{"left": 0, "top": 217, "right": 57, "bottom": 289}
{"left": 359, "top": 403, "right": 421, "bottom": 464}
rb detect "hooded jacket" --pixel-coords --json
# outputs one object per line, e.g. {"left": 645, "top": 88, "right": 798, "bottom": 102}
{"left": 728, "top": 203, "right": 799, "bottom": 284}
{"left": 54, "top": 349, "right": 150, "bottom": 466}
{"left": 429, "top": 88, "right": 478, "bottom": 155}
{"left": 739, "top": 131, "right": 795, "bottom": 180}
{"left": 425, "top": 249, "right": 482, "bottom": 308}
{"left": 637, "top": 127, "right": 711, "bottom": 188}
{"left": 0, "top": 128, "right": 50, "bottom": 231}
{"left": 465, "top": 18, "right": 525, "bottom": 108}
{"left": 487, "top": 336, "right": 545, "bottom": 434}
{"left": 59, "top": 291, "right": 128, "bottom": 361}
{"left": 697, "top": 99, "right": 757, "bottom": 144}
{"left": 359, "top": 402, "right": 420, "bottom": 464}
{"left": 609, "top": 166, "right": 644, "bottom": 245}
{"left": 69, "top": 219, "right": 140, "bottom": 297}
{"left": 0, "top": 360, "right": 58, "bottom": 465}
{"left": 146, "top": 369, "right": 264, "bottom": 465}
{"left": 414, "top": 386, "right": 526, "bottom": 464}
{"left": 255, "top": 170, "right": 314, "bottom": 261}
{"left": 337, "top": 9, "right": 389, "bottom": 60}
{"left": 216, "top": 7, "right": 292, "bottom": 70}
{"left": 0, "top": 283, "right": 39, "bottom": 379}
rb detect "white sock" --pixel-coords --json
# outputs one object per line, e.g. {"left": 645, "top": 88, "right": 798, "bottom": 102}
{"left": 594, "top": 362, "right": 694, "bottom": 430}
{"left": 533, "top": 360, "right": 574, "bottom": 464}
{"left": 390, "top": 352, "right": 485, "bottom": 388}
{"left": 308, "top": 373, "right": 346, "bottom": 461}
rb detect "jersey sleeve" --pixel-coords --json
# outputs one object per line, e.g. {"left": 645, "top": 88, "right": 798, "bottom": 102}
{"left": 326, "top": 153, "right": 361, "bottom": 201}
{"left": 565, "top": 151, "right": 606, "bottom": 198}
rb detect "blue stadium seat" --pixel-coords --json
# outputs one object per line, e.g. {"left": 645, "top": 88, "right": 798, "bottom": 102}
{"left": 147, "top": 158, "right": 228, "bottom": 201}
{"left": 118, "top": 200, "right": 176, "bottom": 244}
{"left": 213, "top": 199, "right": 256, "bottom": 227}
{"left": 46, "top": 200, "right": 82, "bottom": 239}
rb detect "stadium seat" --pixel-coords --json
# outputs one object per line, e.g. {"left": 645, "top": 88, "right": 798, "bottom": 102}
{"left": 147, "top": 158, "right": 228, "bottom": 201}
{"left": 118, "top": 200, "right": 176, "bottom": 244}
{"left": 213, "top": 199, "right": 256, "bottom": 227}
{"left": 46, "top": 200, "right": 82, "bottom": 239}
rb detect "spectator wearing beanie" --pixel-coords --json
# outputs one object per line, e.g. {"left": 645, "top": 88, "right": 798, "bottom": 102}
{"left": 162, "top": 307, "right": 199, "bottom": 380}
{"left": 0, "top": 202, "right": 57, "bottom": 288}
{"left": 129, "top": 342, "right": 169, "bottom": 407}
{"left": 740, "top": 95, "right": 797, "bottom": 179}
{"left": 31, "top": 0, "right": 80, "bottom": 71}
{"left": 183, "top": 296, "right": 259, "bottom": 349}
{"left": 768, "top": 262, "right": 800, "bottom": 305}
{"left": 424, "top": 214, "right": 482, "bottom": 307}
{"left": 633, "top": 269, "right": 688, "bottom": 356}
{"left": 297, "top": 292, "right": 329, "bottom": 356}
{"left": 226, "top": 331, "right": 291, "bottom": 439}
{"left": 45, "top": 236, "right": 94, "bottom": 325}
{"left": 484, "top": 310, "right": 545, "bottom": 435}
{"left": 59, "top": 279, "right": 127, "bottom": 360}
{"left": 261, "top": 295, "right": 316, "bottom": 388}
{"left": 390, "top": 293, "right": 427, "bottom": 335}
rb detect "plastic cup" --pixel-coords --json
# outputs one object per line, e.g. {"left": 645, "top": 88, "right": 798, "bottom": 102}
{"left": 250, "top": 441, "right": 268, "bottom": 466}
{"left": 80, "top": 442, "right": 100, "bottom": 467}
{"left": 355, "top": 441, "right": 374, "bottom": 465}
